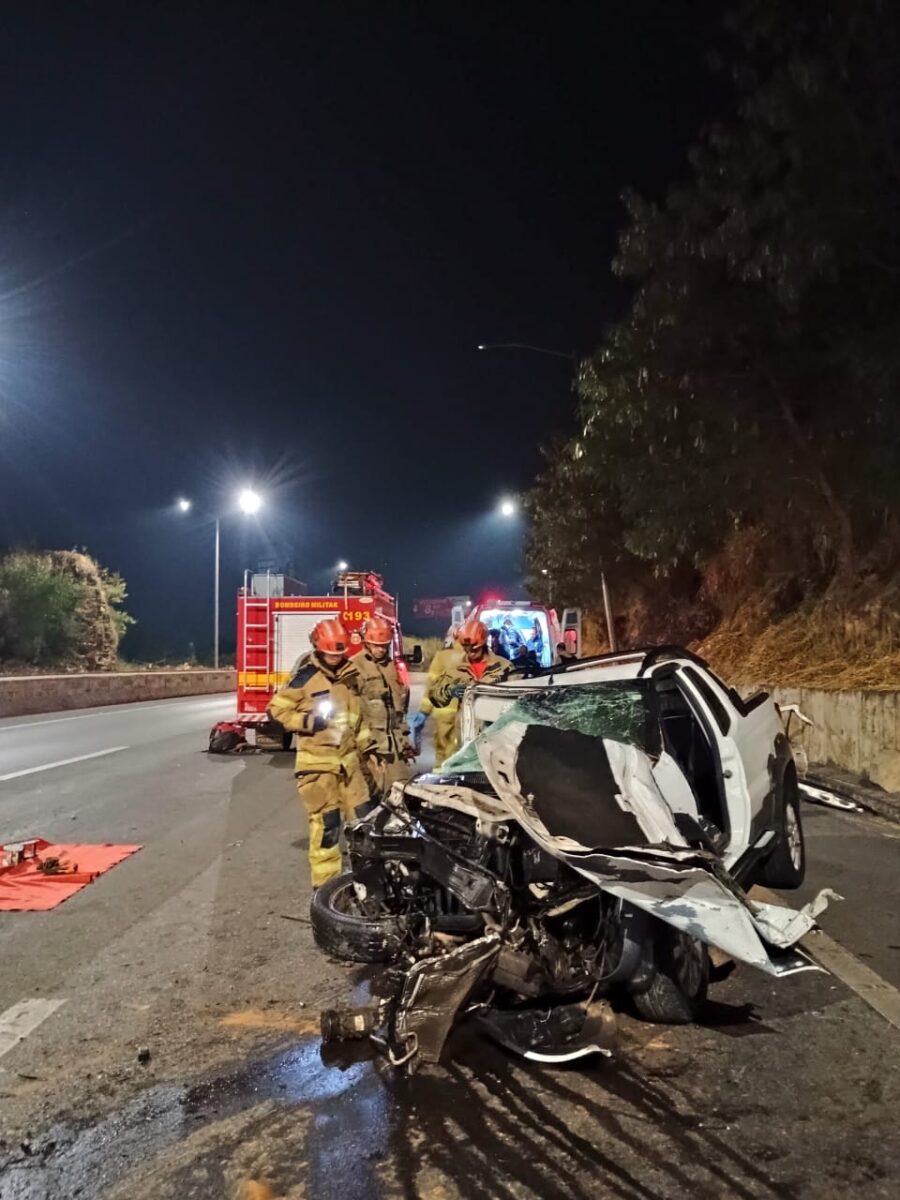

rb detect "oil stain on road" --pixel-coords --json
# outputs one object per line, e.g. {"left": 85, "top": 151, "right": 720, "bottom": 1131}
{"left": 0, "top": 1019, "right": 827, "bottom": 1200}
{"left": 1, "top": 964, "right": 899, "bottom": 1200}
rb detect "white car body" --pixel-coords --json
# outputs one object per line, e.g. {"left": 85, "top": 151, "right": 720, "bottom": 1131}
{"left": 459, "top": 646, "right": 787, "bottom": 874}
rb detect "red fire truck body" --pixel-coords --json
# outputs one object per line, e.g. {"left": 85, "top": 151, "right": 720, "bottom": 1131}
{"left": 233, "top": 570, "right": 405, "bottom": 741}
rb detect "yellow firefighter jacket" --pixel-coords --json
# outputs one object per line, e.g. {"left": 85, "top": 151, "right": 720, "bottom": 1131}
{"left": 428, "top": 650, "right": 515, "bottom": 709}
{"left": 268, "top": 652, "right": 373, "bottom": 775}
{"left": 419, "top": 646, "right": 463, "bottom": 719}
{"left": 353, "top": 651, "right": 411, "bottom": 759}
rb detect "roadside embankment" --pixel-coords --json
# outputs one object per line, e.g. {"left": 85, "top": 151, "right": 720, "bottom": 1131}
{"left": 0, "top": 669, "right": 236, "bottom": 718}
{"left": 759, "top": 684, "right": 900, "bottom": 821}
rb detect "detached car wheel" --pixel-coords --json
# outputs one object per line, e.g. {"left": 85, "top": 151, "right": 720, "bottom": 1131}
{"left": 310, "top": 872, "right": 402, "bottom": 963}
{"left": 758, "top": 765, "right": 806, "bottom": 889}
{"left": 632, "top": 927, "right": 709, "bottom": 1025}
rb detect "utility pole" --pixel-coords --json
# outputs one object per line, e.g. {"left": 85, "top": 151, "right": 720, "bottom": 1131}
{"left": 214, "top": 518, "right": 220, "bottom": 669}
{"left": 601, "top": 571, "right": 616, "bottom": 651}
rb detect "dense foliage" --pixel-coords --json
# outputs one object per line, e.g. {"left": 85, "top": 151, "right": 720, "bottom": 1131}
{"left": 0, "top": 550, "right": 135, "bottom": 668}
{"left": 526, "top": 0, "right": 900, "bottom": 652}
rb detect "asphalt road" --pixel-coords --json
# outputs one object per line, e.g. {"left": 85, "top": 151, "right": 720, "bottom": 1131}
{"left": 0, "top": 692, "right": 898, "bottom": 1199}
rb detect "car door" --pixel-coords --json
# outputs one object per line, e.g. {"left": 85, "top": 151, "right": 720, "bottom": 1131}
{"left": 680, "top": 666, "right": 781, "bottom": 836}
{"left": 672, "top": 665, "right": 755, "bottom": 862}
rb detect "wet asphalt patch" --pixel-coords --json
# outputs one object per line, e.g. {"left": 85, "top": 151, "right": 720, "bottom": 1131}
{"left": 0, "top": 1011, "right": 806, "bottom": 1200}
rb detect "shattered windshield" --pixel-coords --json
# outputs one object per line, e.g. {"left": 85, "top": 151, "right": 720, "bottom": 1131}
{"left": 442, "top": 681, "right": 658, "bottom": 775}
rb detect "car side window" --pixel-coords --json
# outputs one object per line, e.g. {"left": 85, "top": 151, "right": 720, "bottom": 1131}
{"left": 682, "top": 667, "right": 731, "bottom": 736}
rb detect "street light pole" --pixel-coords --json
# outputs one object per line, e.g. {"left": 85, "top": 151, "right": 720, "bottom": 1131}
{"left": 477, "top": 343, "right": 576, "bottom": 362}
{"left": 601, "top": 571, "right": 616, "bottom": 651}
{"left": 176, "top": 489, "right": 262, "bottom": 669}
{"left": 214, "top": 517, "right": 221, "bottom": 669}
{"left": 478, "top": 345, "right": 615, "bottom": 646}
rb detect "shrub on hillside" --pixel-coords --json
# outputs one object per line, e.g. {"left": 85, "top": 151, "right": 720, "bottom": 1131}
{"left": 0, "top": 550, "right": 135, "bottom": 669}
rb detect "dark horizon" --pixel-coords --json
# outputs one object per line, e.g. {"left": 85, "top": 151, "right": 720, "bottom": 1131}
{"left": 0, "top": 1, "right": 724, "bottom": 657}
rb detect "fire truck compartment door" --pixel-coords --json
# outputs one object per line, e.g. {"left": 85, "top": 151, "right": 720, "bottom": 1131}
{"left": 561, "top": 608, "right": 582, "bottom": 657}
{"left": 275, "top": 612, "right": 322, "bottom": 679}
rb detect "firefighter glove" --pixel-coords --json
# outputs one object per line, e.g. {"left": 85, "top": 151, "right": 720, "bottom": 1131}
{"left": 409, "top": 711, "right": 427, "bottom": 754}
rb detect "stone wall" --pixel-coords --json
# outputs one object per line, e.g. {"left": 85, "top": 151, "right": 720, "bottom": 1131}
{"left": 765, "top": 686, "right": 900, "bottom": 793}
{"left": 0, "top": 670, "right": 236, "bottom": 719}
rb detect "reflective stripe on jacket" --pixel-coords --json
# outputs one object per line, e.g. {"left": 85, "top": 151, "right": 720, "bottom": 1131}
{"left": 267, "top": 652, "right": 373, "bottom": 774}
{"left": 428, "top": 650, "right": 514, "bottom": 710}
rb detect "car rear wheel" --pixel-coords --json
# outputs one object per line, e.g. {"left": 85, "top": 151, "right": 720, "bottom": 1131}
{"left": 310, "top": 872, "right": 402, "bottom": 963}
{"left": 632, "top": 927, "right": 709, "bottom": 1025}
{"left": 758, "top": 765, "right": 806, "bottom": 889}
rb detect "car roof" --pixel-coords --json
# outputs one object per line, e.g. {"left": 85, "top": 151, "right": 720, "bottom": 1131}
{"left": 491, "top": 645, "right": 712, "bottom": 689}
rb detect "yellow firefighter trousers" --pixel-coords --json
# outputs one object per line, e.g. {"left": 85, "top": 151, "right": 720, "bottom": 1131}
{"left": 296, "top": 762, "right": 372, "bottom": 888}
{"left": 432, "top": 707, "right": 460, "bottom": 768}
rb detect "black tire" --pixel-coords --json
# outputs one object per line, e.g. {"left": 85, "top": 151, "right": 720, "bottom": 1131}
{"left": 632, "top": 927, "right": 709, "bottom": 1025}
{"left": 310, "top": 873, "right": 402, "bottom": 963}
{"left": 758, "top": 765, "right": 806, "bottom": 889}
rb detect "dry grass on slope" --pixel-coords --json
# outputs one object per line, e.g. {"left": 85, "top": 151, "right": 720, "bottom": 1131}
{"left": 697, "top": 601, "right": 900, "bottom": 691}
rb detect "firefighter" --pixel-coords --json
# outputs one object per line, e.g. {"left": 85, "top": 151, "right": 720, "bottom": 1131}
{"left": 410, "top": 633, "right": 464, "bottom": 765}
{"left": 268, "top": 618, "right": 375, "bottom": 888}
{"left": 354, "top": 615, "right": 415, "bottom": 797}
{"left": 426, "top": 617, "right": 514, "bottom": 763}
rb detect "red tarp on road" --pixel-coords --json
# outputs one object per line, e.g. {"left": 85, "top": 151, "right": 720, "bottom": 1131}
{"left": 0, "top": 839, "right": 142, "bottom": 911}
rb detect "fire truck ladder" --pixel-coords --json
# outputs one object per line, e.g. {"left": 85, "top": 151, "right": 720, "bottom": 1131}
{"left": 242, "top": 569, "right": 273, "bottom": 693}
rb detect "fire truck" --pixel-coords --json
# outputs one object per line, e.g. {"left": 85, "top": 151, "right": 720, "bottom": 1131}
{"left": 209, "top": 569, "right": 413, "bottom": 751}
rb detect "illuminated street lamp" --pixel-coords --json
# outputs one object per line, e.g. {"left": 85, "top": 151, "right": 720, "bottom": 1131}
{"left": 337, "top": 559, "right": 349, "bottom": 572}
{"left": 238, "top": 488, "right": 262, "bottom": 515}
{"left": 177, "top": 487, "right": 265, "bottom": 668}
{"left": 499, "top": 496, "right": 517, "bottom": 518}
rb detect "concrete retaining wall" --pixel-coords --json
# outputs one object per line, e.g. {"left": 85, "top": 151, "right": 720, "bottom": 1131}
{"left": 764, "top": 686, "right": 900, "bottom": 794}
{"left": 0, "top": 670, "right": 237, "bottom": 719}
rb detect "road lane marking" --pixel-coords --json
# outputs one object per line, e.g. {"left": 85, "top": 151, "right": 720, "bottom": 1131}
{"left": 0, "top": 712, "right": 113, "bottom": 731}
{"left": 802, "top": 930, "right": 900, "bottom": 1031}
{"left": 755, "top": 886, "right": 900, "bottom": 1032}
{"left": 0, "top": 999, "right": 66, "bottom": 1060}
{"left": 0, "top": 745, "right": 128, "bottom": 781}
{"left": 0, "top": 695, "right": 232, "bottom": 732}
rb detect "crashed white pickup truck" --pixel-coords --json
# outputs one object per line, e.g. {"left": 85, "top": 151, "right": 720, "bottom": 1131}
{"left": 313, "top": 646, "right": 833, "bottom": 1068}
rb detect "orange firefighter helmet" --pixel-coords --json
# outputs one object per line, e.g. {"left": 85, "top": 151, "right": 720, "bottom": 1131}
{"left": 310, "top": 618, "right": 349, "bottom": 654}
{"left": 456, "top": 618, "right": 488, "bottom": 649}
{"left": 361, "top": 615, "right": 394, "bottom": 645}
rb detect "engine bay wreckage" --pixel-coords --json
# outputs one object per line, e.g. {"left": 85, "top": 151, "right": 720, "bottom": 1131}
{"left": 314, "top": 677, "right": 837, "bottom": 1071}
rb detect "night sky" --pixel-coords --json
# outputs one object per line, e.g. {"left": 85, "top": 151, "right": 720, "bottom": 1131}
{"left": 0, "top": 1, "right": 723, "bottom": 658}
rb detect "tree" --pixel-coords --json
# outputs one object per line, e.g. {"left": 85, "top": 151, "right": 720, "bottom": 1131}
{"left": 0, "top": 550, "right": 135, "bottom": 668}
{"left": 0, "top": 553, "right": 87, "bottom": 664}
{"left": 527, "top": 0, "right": 900, "bottom": 619}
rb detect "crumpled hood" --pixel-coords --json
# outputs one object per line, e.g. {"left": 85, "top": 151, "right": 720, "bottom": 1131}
{"left": 434, "top": 691, "right": 834, "bottom": 976}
